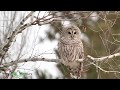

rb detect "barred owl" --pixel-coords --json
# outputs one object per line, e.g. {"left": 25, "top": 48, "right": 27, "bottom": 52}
{"left": 58, "top": 25, "right": 84, "bottom": 79}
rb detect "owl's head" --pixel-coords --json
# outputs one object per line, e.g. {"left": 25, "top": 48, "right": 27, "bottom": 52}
{"left": 61, "top": 25, "right": 81, "bottom": 40}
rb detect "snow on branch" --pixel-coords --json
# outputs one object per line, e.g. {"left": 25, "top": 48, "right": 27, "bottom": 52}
{"left": 0, "top": 58, "right": 84, "bottom": 68}
{"left": 1, "top": 53, "right": 120, "bottom": 67}
{"left": 1, "top": 58, "right": 60, "bottom": 67}
{"left": 87, "top": 53, "right": 120, "bottom": 62}
{"left": 87, "top": 53, "right": 120, "bottom": 74}
{"left": 1, "top": 52, "right": 120, "bottom": 68}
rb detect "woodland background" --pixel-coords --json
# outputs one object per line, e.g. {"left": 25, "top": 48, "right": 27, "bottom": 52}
{"left": 0, "top": 11, "right": 120, "bottom": 79}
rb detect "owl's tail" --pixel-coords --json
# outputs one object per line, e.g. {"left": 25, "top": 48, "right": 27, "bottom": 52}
{"left": 70, "top": 62, "right": 84, "bottom": 79}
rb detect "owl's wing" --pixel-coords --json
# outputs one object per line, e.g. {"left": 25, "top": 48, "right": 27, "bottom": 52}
{"left": 79, "top": 42, "right": 84, "bottom": 59}
{"left": 57, "top": 42, "right": 61, "bottom": 59}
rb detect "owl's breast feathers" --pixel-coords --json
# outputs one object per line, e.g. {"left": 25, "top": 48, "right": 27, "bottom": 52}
{"left": 59, "top": 38, "right": 83, "bottom": 46}
{"left": 58, "top": 39, "right": 84, "bottom": 62}
{"left": 58, "top": 39, "right": 84, "bottom": 78}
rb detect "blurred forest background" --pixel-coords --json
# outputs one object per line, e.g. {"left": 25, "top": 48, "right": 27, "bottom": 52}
{"left": 0, "top": 11, "right": 120, "bottom": 79}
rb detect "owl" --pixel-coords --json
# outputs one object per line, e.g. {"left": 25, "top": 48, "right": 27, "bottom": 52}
{"left": 58, "top": 25, "right": 84, "bottom": 79}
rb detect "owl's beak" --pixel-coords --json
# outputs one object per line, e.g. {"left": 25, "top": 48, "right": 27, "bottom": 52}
{"left": 71, "top": 35, "right": 74, "bottom": 39}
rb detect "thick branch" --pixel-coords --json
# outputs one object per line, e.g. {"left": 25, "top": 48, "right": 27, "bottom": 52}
{"left": 1, "top": 52, "right": 120, "bottom": 68}
{"left": 1, "top": 58, "right": 60, "bottom": 67}
{"left": 1, "top": 58, "right": 84, "bottom": 68}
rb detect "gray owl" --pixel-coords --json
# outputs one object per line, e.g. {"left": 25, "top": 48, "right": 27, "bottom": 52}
{"left": 58, "top": 25, "right": 84, "bottom": 79}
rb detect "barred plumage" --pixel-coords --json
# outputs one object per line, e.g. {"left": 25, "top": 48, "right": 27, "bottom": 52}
{"left": 58, "top": 25, "right": 84, "bottom": 78}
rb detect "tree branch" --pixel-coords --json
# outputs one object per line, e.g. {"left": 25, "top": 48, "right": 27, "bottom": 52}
{"left": 0, "top": 11, "right": 35, "bottom": 65}
{"left": 87, "top": 53, "right": 120, "bottom": 62}
{"left": 1, "top": 52, "right": 120, "bottom": 68}
{"left": 1, "top": 58, "right": 60, "bottom": 67}
{"left": 91, "top": 62, "right": 120, "bottom": 74}
{"left": 0, "top": 58, "right": 85, "bottom": 68}
{"left": 87, "top": 53, "right": 120, "bottom": 74}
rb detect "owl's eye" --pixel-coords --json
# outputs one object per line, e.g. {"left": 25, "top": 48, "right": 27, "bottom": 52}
{"left": 74, "top": 32, "right": 76, "bottom": 34}
{"left": 68, "top": 32, "right": 71, "bottom": 34}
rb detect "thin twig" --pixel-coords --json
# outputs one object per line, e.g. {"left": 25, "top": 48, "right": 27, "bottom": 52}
{"left": 91, "top": 63, "right": 120, "bottom": 74}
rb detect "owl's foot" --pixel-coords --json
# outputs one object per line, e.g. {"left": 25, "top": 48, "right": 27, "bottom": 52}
{"left": 76, "top": 59, "right": 84, "bottom": 62}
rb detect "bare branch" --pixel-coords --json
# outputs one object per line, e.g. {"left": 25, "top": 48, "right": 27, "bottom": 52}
{"left": 0, "top": 11, "right": 35, "bottom": 65}
{"left": 0, "top": 52, "right": 120, "bottom": 78}
{"left": 0, "top": 58, "right": 84, "bottom": 68}
{"left": 87, "top": 53, "right": 120, "bottom": 62}
{"left": 91, "top": 63, "right": 120, "bottom": 74}
{"left": 1, "top": 52, "right": 120, "bottom": 68}
{"left": 1, "top": 58, "right": 60, "bottom": 67}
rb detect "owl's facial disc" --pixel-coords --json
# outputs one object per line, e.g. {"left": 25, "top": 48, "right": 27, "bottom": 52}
{"left": 68, "top": 30, "right": 78, "bottom": 40}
